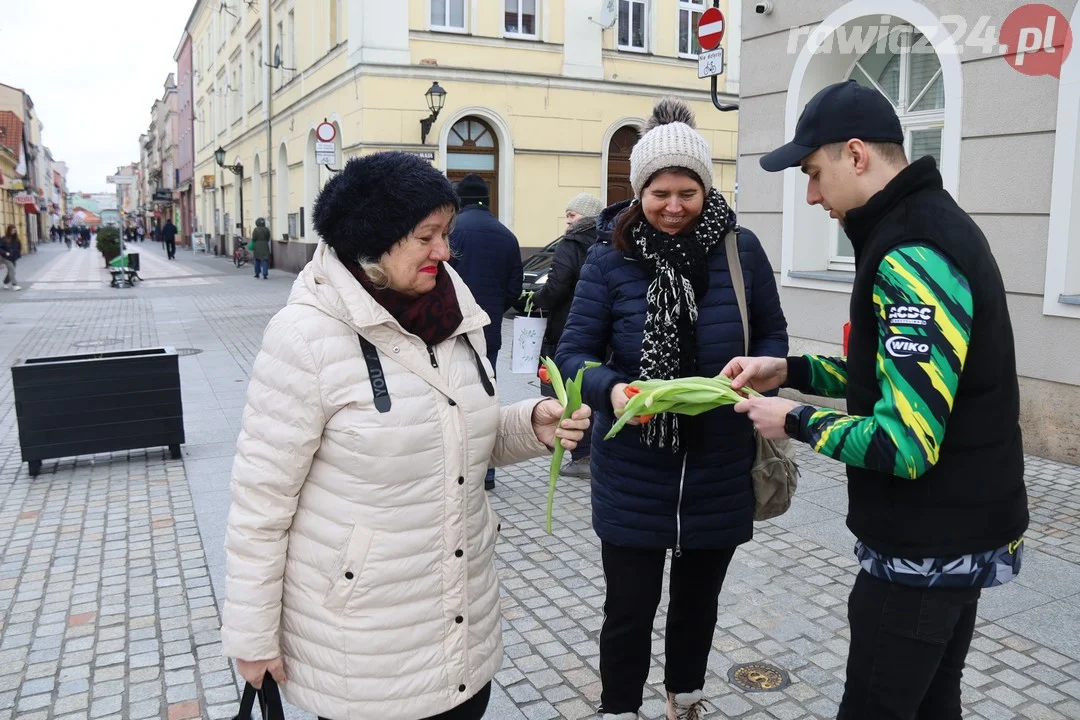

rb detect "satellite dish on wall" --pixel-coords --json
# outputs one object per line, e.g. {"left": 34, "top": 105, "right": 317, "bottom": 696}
{"left": 592, "top": 0, "right": 618, "bottom": 29}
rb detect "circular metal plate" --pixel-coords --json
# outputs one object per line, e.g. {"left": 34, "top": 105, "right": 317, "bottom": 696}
{"left": 728, "top": 662, "right": 790, "bottom": 693}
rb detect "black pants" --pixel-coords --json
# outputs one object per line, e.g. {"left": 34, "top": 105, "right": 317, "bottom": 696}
{"left": 165, "top": 238, "right": 176, "bottom": 259}
{"left": 598, "top": 542, "right": 736, "bottom": 715}
{"left": 838, "top": 570, "right": 981, "bottom": 720}
{"left": 318, "top": 682, "right": 491, "bottom": 720}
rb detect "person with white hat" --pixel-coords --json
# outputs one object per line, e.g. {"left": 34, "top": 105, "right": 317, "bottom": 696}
{"left": 557, "top": 99, "right": 788, "bottom": 720}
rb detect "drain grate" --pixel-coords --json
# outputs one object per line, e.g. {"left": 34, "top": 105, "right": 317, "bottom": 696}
{"left": 173, "top": 348, "right": 204, "bottom": 356}
{"left": 728, "top": 663, "right": 790, "bottom": 693}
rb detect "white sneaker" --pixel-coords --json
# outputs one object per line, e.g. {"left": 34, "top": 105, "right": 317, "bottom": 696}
{"left": 602, "top": 713, "right": 638, "bottom": 720}
{"left": 10, "top": 285, "right": 21, "bottom": 291}
{"left": 666, "top": 690, "right": 706, "bottom": 720}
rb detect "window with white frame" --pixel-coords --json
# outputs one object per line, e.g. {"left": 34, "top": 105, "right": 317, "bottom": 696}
{"left": 431, "top": 0, "right": 466, "bottom": 31}
{"left": 618, "top": 0, "right": 648, "bottom": 51}
{"left": 276, "top": 20, "right": 284, "bottom": 88}
{"left": 231, "top": 62, "right": 241, "bottom": 122}
{"left": 678, "top": 0, "right": 704, "bottom": 57}
{"left": 504, "top": 0, "right": 537, "bottom": 38}
{"left": 831, "top": 27, "right": 945, "bottom": 268}
{"left": 196, "top": 99, "right": 205, "bottom": 148}
{"left": 249, "top": 49, "right": 257, "bottom": 105}
{"left": 216, "top": 73, "right": 226, "bottom": 133}
{"left": 287, "top": 10, "right": 296, "bottom": 70}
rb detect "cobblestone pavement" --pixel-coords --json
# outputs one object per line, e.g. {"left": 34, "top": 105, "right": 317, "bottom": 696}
{"left": 2, "top": 243, "right": 1080, "bottom": 720}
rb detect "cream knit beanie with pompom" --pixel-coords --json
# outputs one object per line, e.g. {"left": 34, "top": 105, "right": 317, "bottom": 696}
{"left": 629, "top": 97, "right": 714, "bottom": 197}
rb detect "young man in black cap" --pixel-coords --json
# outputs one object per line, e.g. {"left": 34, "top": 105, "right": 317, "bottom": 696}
{"left": 723, "top": 80, "right": 1029, "bottom": 718}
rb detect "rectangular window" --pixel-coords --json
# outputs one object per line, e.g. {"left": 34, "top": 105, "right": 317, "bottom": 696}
{"left": 276, "top": 20, "right": 285, "bottom": 87}
{"left": 618, "top": 0, "right": 647, "bottom": 51}
{"left": 232, "top": 66, "right": 241, "bottom": 121}
{"left": 287, "top": 11, "right": 296, "bottom": 69}
{"left": 431, "top": 0, "right": 466, "bottom": 31}
{"left": 504, "top": 0, "right": 537, "bottom": 37}
{"left": 678, "top": 0, "right": 704, "bottom": 57}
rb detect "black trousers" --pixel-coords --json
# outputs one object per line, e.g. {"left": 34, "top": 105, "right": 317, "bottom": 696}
{"left": 838, "top": 570, "right": 981, "bottom": 720}
{"left": 164, "top": 238, "right": 176, "bottom": 258}
{"left": 598, "top": 542, "right": 736, "bottom": 715}
{"left": 318, "top": 682, "right": 491, "bottom": 720}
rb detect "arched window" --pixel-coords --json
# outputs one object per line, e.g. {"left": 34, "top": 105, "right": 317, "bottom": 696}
{"left": 447, "top": 117, "right": 499, "bottom": 216}
{"left": 832, "top": 27, "right": 946, "bottom": 265}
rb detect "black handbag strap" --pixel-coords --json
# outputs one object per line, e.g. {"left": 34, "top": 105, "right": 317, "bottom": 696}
{"left": 233, "top": 674, "right": 285, "bottom": 720}
{"left": 358, "top": 335, "right": 392, "bottom": 413}
{"left": 464, "top": 337, "right": 496, "bottom": 397}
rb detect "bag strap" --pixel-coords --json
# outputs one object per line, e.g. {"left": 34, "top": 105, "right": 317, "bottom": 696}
{"left": 233, "top": 674, "right": 285, "bottom": 720}
{"left": 358, "top": 335, "right": 392, "bottom": 413}
{"left": 725, "top": 229, "right": 750, "bottom": 355}
{"left": 463, "top": 337, "right": 496, "bottom": 397}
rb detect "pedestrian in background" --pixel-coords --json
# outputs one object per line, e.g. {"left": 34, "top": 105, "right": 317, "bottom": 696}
{"left": 449, "top": 172, "right": 524, "bottom": 490}
{"left": 250, "top": 218, "right": 271, "bottom": 279}
{"left": 533, "top": 192, "right": 604, "bottom": 478}
{"left": 1, "top": 225, "right": 22, "bottom": 291}
{"left": 557, "top": 98, "right": 788, "bottom": 720}
{"left": 221, "top": 152, "right": 590, "bottom": 720}
{"left": 162, "top": 217, "right": 177, "bottom": 260}
{"left": 733, "top": 80, "right": 1029, "bottom": 719}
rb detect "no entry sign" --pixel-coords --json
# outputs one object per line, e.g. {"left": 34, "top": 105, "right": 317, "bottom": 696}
{"left": 698, "top": 7, "right": 725, "bottom": 52}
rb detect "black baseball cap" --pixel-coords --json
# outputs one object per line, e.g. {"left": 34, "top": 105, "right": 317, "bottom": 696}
{"left": 759, "top": 80, "right": 904, "bottom": 172}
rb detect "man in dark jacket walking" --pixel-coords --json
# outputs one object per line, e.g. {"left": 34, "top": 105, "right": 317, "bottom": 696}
{"left": 162, "top": 218, "right": 178, "bottom": 260}
{"left": 534, "top": 193, "right": 604, "bottom": 478}
{"left": 730, "top": 80, "right": 1029, "bottom": 719}
{"left": 449, "top": 173, "right": 523, "bottom": 489}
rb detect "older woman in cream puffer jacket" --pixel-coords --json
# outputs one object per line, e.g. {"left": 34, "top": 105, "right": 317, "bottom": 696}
{"left": 221, "top": 153, "right": 590, "bottom": 720}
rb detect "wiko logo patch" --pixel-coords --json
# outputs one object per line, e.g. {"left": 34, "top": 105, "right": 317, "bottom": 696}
{"left": 886, "top": 304, "right": 934, "bottom": 327}
{"left": 885, "top": 335, "right": 932, "bottom": 360}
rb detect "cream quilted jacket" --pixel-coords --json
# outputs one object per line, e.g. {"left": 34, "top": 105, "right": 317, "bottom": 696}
{"left": 221, "top": 243, "right": 548, "bottom": 720}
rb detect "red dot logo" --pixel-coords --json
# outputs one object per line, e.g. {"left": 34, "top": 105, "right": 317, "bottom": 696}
{"left": 1001, "top": 3, "right": 1073, "bottom": 78}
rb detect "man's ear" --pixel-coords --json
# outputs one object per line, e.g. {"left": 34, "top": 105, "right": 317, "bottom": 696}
{"left": 847, "top": 139, "right": 871, "bottom": 175}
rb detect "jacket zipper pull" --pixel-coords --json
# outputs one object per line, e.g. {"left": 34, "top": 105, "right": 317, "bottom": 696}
{"left": 427, "top": 345, "right": 439, "bottom": 368}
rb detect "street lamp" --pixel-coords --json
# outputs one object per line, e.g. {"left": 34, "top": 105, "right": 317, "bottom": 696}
{"left": 214, "top": 146, "right": 245, "bottom": 246}
{"left": 420, "top": 82, "right": 447, "bottom": 145}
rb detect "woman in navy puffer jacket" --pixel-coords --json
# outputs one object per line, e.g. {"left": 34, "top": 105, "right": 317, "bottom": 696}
{"left": 556, "top": 99, "right": 788, "bottom": 720}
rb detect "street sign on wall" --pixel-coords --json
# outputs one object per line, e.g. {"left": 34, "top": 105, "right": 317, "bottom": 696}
{"left": 315, "top": 142, "right": 336, "bottom": 165}
{"left": 697, "top": 7, "right": 725, "bottom": 51}
{"left": 106, "top": 175, "right": 135, "bottom": 185}
{"left": 698, "top": 48, "right": 725, "bottom": 78}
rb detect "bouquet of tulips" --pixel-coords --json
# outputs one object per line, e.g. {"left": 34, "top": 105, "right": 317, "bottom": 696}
{"left": 604, "top": 374, "right": 760, "bottom": 440}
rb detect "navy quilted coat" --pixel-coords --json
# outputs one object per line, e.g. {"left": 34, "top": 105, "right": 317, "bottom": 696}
{"left": 556, "top": 201, "right": 788, "bottom": 550}
{"left": 449, "top": 205, "right": 524, "bottom": 356}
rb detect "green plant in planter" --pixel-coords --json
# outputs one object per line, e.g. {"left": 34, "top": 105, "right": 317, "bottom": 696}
{"left": 96, "top": 226, "right": 121, "bottom": 266}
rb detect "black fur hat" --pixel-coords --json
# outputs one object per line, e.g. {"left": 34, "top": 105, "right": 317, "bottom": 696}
{"left": 312, "top": 152, "right": 460, "bottom": 260}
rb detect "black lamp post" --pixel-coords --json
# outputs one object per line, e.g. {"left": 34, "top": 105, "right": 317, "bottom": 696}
{"left": 420, "top": 81, "right": 447, "bottom": 145}
{"left": 214, "top": 146, "right": 245, "bottom": 243}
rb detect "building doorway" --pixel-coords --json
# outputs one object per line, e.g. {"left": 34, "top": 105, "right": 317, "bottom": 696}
{"left": 447, "top": 117, "right": 499, "bottom": 215}
{"left": 606, "top": 125, "right": 639, "bottom": 205}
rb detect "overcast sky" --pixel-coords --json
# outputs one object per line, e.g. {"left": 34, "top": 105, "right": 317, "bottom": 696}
{"left": 1, "top": 0, "right": 196, "bottom": 193}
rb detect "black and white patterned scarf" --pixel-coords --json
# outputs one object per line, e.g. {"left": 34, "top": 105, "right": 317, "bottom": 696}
{"left": 633, "top": 188, "right": 737, "bottom": 451}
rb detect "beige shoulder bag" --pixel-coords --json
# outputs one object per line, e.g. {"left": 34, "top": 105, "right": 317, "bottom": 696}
{"left": 725, "top": 230, "right": 800, "bottom": 521}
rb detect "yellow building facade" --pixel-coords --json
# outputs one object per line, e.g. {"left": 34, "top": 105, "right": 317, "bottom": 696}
{"left": 187, "top": 0, "right": 741, "bottom": 271}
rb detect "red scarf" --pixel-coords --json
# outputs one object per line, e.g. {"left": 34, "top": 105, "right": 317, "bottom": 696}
{"left": 341, "top": 258, "right": 464, "bottom": 346}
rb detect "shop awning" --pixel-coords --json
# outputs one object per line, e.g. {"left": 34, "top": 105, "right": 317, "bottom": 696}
{"left": 23, "top": 202, "right": 39, "bottom": 215}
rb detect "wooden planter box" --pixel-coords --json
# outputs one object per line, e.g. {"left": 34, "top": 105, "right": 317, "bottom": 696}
{"left": 12, "top": 347, "right": 185, "bottom": 476}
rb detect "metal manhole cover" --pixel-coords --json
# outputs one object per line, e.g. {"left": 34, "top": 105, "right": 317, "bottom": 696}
{"left": 173, "top": 348, "right": 204, "bottom": 356}
{"left": 72, "top": 338, "right": 125, "bottom": 349}
{"left": 728, "top": 663, "right": 790, "bottom": 692}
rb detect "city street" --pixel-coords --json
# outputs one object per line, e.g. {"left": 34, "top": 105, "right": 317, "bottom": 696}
{"left": 2, "top": 242, "right": 1080, "bottom": 720}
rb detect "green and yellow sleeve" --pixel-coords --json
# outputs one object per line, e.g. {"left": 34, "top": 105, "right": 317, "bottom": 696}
{"left": 798, "top": 244, "right": 974, "bottom": 479}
